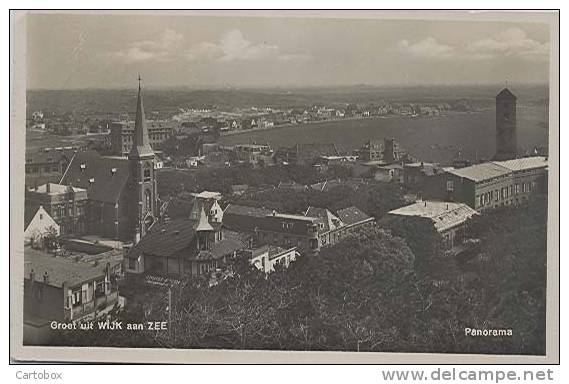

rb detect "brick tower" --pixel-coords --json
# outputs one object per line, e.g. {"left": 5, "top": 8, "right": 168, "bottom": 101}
{"left": 494, "top": 88, "right": 517, "bottom": 160}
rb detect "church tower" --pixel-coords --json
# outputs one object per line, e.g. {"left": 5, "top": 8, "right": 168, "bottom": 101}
{"left": 129, "top": 76, "right": 157, "bottom": 242}
{"left": 494, "top": 88, "right": 517, "bottom": 160}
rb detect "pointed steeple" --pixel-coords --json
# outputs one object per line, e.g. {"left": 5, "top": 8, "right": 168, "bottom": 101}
{"left": 129, "top": 75, "right": 154, "bottom": 158}
{"left": 195, "top": 204, "right": 214, "bottom": 232}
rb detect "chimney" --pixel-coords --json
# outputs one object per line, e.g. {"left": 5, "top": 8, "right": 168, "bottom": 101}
{"left": 43, "top": 271, "right": 49, "bottom": 285}
{"left": 424, "top": 201, "right": 427, "bottom": 207}
{"left": 46, "top": 183, "right": 51, "bottom": 194}
{"left": 29, "top": 269, "right": 35, "bottom": 282}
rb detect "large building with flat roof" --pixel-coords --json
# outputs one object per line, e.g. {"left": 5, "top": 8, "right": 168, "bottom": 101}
{"left": 445, "top": 156, "right": 547, "bottom": 211}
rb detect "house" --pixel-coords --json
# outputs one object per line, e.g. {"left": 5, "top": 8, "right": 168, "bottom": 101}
{"left": 25, "top": 147, "right": 77, "bottom": 188}
{"left": 223, "top": 204, "right": 375, "bottom": 255}
{"left": 232, "top": 144, "right": 274, "bottom": 168}
{"left": 373, "top": 164, "right": 404, "bottom": 182}
{"left": 274, "top": 143, "right": 340, "bottom": 166}
{"left": 245, "top": 245, "right": 300, "bottom": 274}
{"left": 25, "top": 183, "right": 88, "bottom": 236}
{"left": 24, "top": 206, "right": 60, "bottom": 247}
{"left": 125, "top": 201, "right": 246, "bottom": 278}
{"left": 385, "top": 201, "right": 478, "bottom": 252}
{"left": 24, "top": 247, "right": 121, "bottom": 344}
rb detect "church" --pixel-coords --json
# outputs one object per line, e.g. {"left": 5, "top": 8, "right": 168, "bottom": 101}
{"left": 60, "top": 79, "right": 158, "bottom": 242}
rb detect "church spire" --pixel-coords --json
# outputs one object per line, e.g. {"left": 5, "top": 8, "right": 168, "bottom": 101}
{"left": 129, "top": 75, "right": 154, "bottom": 158}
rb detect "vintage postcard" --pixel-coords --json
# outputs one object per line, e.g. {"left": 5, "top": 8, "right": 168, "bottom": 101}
{"left": 10, "top": 10, "right": 559, "bottom": 363}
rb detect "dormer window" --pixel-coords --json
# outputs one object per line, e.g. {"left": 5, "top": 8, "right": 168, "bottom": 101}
{"left": 111, "top": 167, "right": 117, "bottom": 176}
{"left": 80, "top": 163, "right": 86, "bottom": 172}
{"left": 89, "top": 178, "right": 95, "bottom": 184}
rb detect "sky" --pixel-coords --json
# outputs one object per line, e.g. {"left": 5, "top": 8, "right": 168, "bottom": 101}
{"left": 26, "top": 12, "right": 552, "bottom": 89}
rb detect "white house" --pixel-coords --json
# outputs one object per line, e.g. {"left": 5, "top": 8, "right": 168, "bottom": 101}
{"left": 24, "top": 206, "right": 60, "bottom": 247}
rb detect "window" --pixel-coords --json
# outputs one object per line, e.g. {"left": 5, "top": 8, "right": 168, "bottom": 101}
{"left": 145, "top": 189, "right": 152, "bottom": 212}
{"left": 446, "top": 180, "right": 454, "bottom": 192}
{"left": 495, "top": 189, "right": 499, "bottom": 201}
{"left": 479, "top": 195, "right": 483, "bottom": 207}
{"left": 72, "top": 290, "right": 82, "bottom": 306}
{"left": 143, "top": 164, "right": 151, "bottom": 182}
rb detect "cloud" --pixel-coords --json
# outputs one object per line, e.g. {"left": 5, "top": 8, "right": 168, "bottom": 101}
{"left": 277, "top": 53, "right": 312, "bottom": 62}
{"left": 111, "top": 29, "right": 183, "bottom": 63}
{"left": 185, "top": 29, "right": 310, "bottom": 63}
{"left": 111, "top": 28, "right": 312, "bottom": 65}
{"left": 397, "top": 37, "right": 455, "bottom": 59}
{"left": 466, "top": 28, "right": 549, "bottom": 61}
{"left": 218, "top": 29, "right": 279, "bottom": 61}
{"left": 398, "top": 28, "right": 549, "bottom": 62}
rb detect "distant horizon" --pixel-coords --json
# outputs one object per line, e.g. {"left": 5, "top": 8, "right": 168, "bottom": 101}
{"left": 27, "top": 81, "right": 550, "bottom": 92}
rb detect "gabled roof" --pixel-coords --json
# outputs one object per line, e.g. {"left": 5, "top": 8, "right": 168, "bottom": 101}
{"left": 447, "top": 162, "right": 511, "bottom": 183}
{"left": 60, "top": 151, "right": 130, "bottom": 204}
{"left": 24, "top": 205, "right": 58, "bottom": 231}
{"left": 223, "top": 204, "right": 273, "bottom": 232}
{"left": 126, "top": 219, "right": 197, "bottom": 260}
{"left": 305, "top": 206, "right": 343, "bottom": 232}
{"left": 336, "top": 206, "right": 372, "bottom": 226}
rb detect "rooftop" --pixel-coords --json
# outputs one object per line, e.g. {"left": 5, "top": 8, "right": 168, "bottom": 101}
{"left": 336, "top": 206, "right": 373, "bottom": 226}
{"left": 448, "top": 162, "right": 511, "bottom": 183}
{"left": 24, "top": 247, "right": 113, "bottom": 288}
{"left": 29, "top": 183, "right": 86, "bottom": 195}
{"left": 493, "top": 156, "right": 548, "bottom": 172}
{"left": 191, "top": 191, "right": 222, "bottom": 200}
{"left": 388, "top": 201, "right": 478, "bottom": 232}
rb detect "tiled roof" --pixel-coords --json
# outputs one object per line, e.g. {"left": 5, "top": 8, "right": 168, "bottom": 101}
{"left": 388, "top": 201, "right": 477, "bottom": 232}
{"left": 447, "top": 162, "right": 511, "bottom": 183}
{"left": 305, "top": 206, "right": 343, "bottom": 232}
{"left": 126, "top": 219, "right": 197, "bottom": 259}
{"left": 222, "top": 204, "right": 273, "bottom": 232}
{"left": 493, "top": 156, "right": 548, "bottom": 172}
{"left": 224, "top": 204, "right": 273, "bottom": 217}
{"left": 336, "top": 206, "right": 372, "bottom": 226}
{"left": 24, "top": 247, "right": 113, "bottom": 288}
{"left": 60, "top": 151, "right": 131, "bottom": 203}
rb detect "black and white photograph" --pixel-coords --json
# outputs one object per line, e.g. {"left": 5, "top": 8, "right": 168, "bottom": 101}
{"left": 9, "top": 9, "right": 559, "bottom": 364}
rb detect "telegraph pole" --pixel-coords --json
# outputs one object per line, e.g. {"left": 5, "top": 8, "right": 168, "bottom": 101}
{"left": 167, "top": 286, "right": 172, "bottom": 340}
